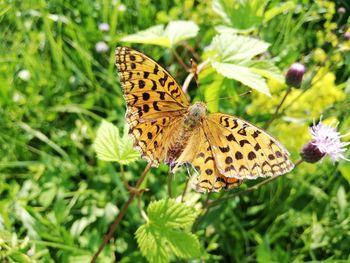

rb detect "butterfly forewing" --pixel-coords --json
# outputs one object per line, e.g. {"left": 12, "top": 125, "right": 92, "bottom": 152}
{"left": 115, "top": 46, "right": 189, "bottom": 166}
{"left": 205, "top": 113, "right": 294, "bottom": 179}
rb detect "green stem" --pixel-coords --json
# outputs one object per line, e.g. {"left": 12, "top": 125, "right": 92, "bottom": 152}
{"left": 168, "top": 172, "right": 173, "bottom": 198}
{"left": 90, "top": 162, "right": 152, "bottom": 263}
{"left": 264, "top": 86, "right": 292, "bottom": 129}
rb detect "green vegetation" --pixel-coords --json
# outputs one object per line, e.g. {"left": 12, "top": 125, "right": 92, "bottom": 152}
{"left": 1, "top": 0, "right": 350, "bottom": 262}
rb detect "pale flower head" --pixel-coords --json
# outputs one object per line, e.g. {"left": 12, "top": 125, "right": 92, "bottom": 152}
{"left": 18, "top": 69, "right": 31, "bottom": 81}
{"left": 301, "top": 117, "right": 350, "bottom": 163}
{"left": 118, "top": 4, "right": 126, "bottom": 12}
{"left": 98, "top": 22, "right": 110, "bottom": 32}
{"left": 95, "top": 41, "right": 109, "bottom": 53}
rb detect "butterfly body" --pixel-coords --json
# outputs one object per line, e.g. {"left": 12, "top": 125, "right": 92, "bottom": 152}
{"left": 184, "top": 102, "right": 207, "bottom": 129}
{"left": 115, "top": 46, "right": 294, "bottom": 192}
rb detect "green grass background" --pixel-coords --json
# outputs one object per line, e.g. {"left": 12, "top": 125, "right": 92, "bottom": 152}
{"left": 1, "top": 0, "right": 350, "bottom": 262}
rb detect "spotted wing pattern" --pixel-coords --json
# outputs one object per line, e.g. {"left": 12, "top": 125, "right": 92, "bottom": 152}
{"left": 204, "top": 113, "right": 294, "bottom": 179}
{"left": 115, "top": 46, "right": 189, "bottom": 166}
{"left": 116, "top": 46, "right": 294, "bottom": 192}
{"left": 174, "top": 127, "right": 242, "bottom": 192}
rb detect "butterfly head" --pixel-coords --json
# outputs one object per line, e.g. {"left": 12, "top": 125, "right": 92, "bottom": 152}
{"left": 184, "top": 102, "right": 207, "bottom": 130}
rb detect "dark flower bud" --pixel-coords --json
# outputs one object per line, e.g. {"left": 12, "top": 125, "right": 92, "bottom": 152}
{"left": 337, "top": 7, "right": 346, "bottom": 14}
{"left": 345, "top": 32, "right": 350, "bottom": 41}
{"left": 300, "top": 140, "right": 325, "bottom": 163}
{"left": 285, "top": 62, "right": 305, "bottom": 88}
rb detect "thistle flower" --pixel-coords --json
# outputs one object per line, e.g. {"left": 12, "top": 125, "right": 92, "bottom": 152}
{"left": 301, "top": 118, "right": 350, "bottom": 163}
{"left": 95, "top": 41, "right": 109, "bottom": 53}
{"left": 285, "top": 62, "right": 305, "bottom": 88}
{"left": 344, "top": 32, "right": 350, "bottom": 41}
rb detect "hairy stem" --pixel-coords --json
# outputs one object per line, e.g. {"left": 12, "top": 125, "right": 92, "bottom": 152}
{"left": 90, "top": 163, "right": 152, "bottom": 263}
{"left": 172, "top": 48, "right": 189, "bottom": 72}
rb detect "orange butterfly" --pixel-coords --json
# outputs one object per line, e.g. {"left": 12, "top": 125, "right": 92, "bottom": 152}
{"left": 115, "top": 46, "right": 294, "bottom": 192}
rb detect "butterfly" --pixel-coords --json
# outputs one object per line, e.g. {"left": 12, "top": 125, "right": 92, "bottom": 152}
{"left": 115, "top": 46, "right": 294, "bottom": 192}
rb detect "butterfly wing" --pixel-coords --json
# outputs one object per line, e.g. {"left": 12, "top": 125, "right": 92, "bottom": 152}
{"left": 174, "top": 126, "right": 242, "bottom": 192}
{"left": 115, "top": 46, "right": 189, "bottom": 166}
{"left": 203, "top": 113, "right": 294, "bottom": 179}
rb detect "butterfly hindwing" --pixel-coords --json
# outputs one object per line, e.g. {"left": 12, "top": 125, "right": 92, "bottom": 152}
{"left": 205, "top": 113, "right": 294, "bottom": 179}
{"left": 175, "top": 126, "right": 242, "bottom": 192}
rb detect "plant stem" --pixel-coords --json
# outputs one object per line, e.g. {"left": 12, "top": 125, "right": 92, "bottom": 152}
{"left": 264, "top": 86, "right": 292, "bottom": 129}
{"left": 172, "top": 48, "right": 189, "bottom": 72}
{"left": 90, "top": 162, "right": 152, "bottom": 263}
{"left": 168, "top": 171, "right": 173, "bottom": 198}
{"left": 182, "top": 59, "right": 210, "bottom": 93}
{"left": 181, "top": 177, "right": 190, "bottom": 202}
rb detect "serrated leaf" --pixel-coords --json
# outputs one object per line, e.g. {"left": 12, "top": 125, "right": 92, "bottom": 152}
{"left": 93, "top": 120, "right": 139, "bottom": 164}
{"left": 209, "top": 34, "right": 269, "bottom": 62}
{"left": 120, "top": 20, "right": 199, "bottom": 48}
{"left": 207, "top": 34, "right": 274, "bottom": 96}
{"left": 135, "top": 199, "right": 201, "bottom": 263}
{"left": 165, "top": 230, "right": 201, "bottom": 258}
{"left": 212, "top": 62, "right": 271, "bottom": 96}
{"left": 147, "top": 199, "right": 199, "bottom": 229}
{"left": 135, "top": 224, "right": 169, "bottom": 263}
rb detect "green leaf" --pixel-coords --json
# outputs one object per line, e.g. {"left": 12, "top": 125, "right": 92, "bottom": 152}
{"left": 135, "top": 224, "right": 169, "bottom": 263}
{"left": 212, "top": 0, "right": 267, "bottom": 30}
{"left": 147, "top": 199, "right": 199, "bottom": 229}
{"left": 256, "top": 235, "right": 272, "bottom": 263}
{"left": 212, "top": 62, "right": 271, "bottom": 96}
{"left": 120, "top": 20, "right": 199, "bottom": 48}
{"left": 209, "top": 34, "right": 269, "bottom": 63}
{"left": 207, "top": 34, "right": 273, "bottom": 96}
{"left": 165, "top": 230, "right": 201, "bottom": 259}
{"left": 135, "top": 199, "right": 201, "bottom": 263}
{"left": 93, "top": 120, "right": 139, "bottom": 164}
{"left": 264, "top": 1, "right": 296, "bottom": 23}
{"left": 120, "top": 25, "right": 169, "bottom": 47}
{"left": 203, "top": 74, "right": 224, "bottom": 112}
{"left": 247, "top": 60, "right": 284, "bottom": 83}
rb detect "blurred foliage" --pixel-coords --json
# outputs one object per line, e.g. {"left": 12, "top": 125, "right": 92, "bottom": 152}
{"left": 0, "top": 0, "right": 350, "bottom": 262}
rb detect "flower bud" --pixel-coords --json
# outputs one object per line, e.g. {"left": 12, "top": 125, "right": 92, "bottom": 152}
{"left": 345, "top": 32, "right": 350, "bottom": 41}
{"left": 300, "top": 140, "right": 325, "bottom": 163}
{"left": 285, "top": 62, "right": 305, "bottom": 88}
{"left": 337, "top": 7, "right": 346, "bottom": 14}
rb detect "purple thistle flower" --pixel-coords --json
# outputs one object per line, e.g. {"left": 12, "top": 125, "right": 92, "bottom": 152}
{"left": 301, "top": 118, "right": 350, "bottom": 163}
{"left": 285, "top": 62, "right": 305, "bottom": 88}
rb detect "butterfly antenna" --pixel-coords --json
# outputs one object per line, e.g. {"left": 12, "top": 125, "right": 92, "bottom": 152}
{"left": 206, "top": 90, "right": 252, "bottom": 104}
